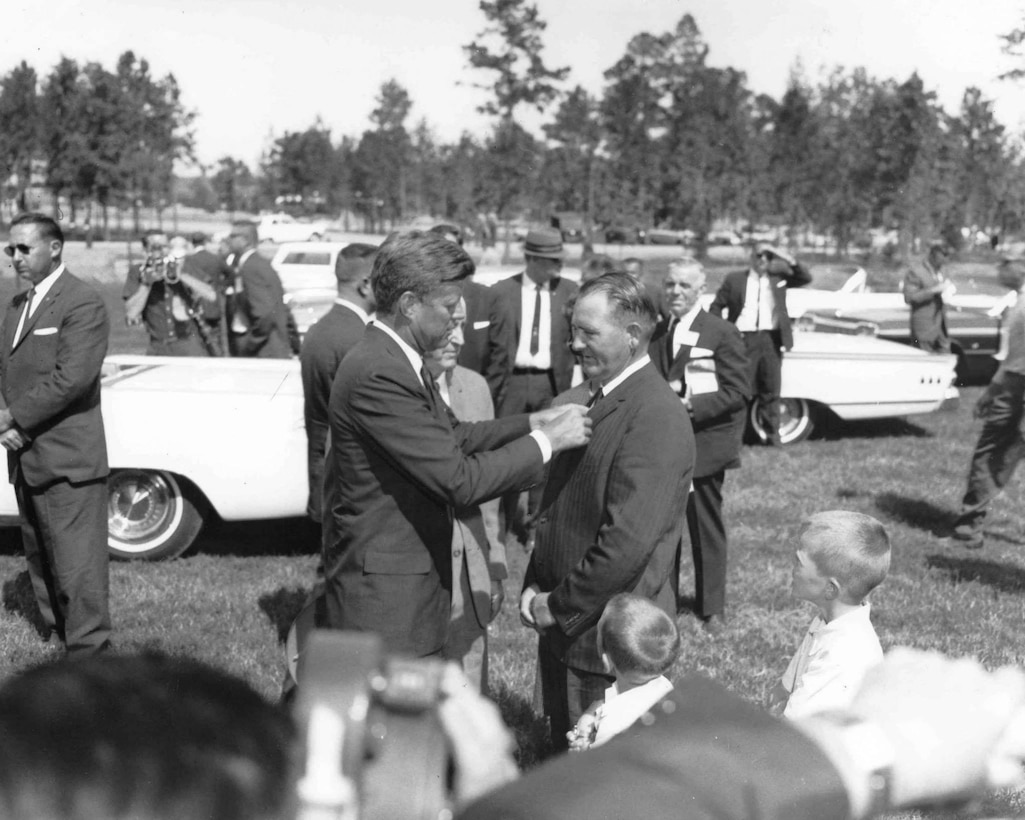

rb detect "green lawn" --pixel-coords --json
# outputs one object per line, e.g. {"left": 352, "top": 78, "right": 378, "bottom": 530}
{"left": 0, "top": 243, "right": 1021, "bottom": 817}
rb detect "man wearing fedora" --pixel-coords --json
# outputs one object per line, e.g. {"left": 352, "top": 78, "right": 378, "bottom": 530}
{"left": 710, "top": 245, "right": 811, "bottom": 445}
{"left": 493, "top": 228, "right": 578, "bottom": 542}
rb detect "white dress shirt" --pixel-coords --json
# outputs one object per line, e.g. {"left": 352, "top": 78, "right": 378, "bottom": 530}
{"left": 735, "top": 269, "right": 778, "bottom": 332}
{"left": 515, "top": 277, "right": 552, "bottom": 369}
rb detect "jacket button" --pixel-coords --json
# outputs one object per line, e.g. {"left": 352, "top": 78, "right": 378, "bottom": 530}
{"left": 453, "top": 549, "right": 462, "bottom": 558}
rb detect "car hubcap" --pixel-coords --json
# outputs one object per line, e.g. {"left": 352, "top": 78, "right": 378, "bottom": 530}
{"left": 108, "top": 470, "right": 182, "bottom": 549}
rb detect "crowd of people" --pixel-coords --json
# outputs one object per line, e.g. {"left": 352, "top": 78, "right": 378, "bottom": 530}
{"left": 1, "top": 211, "right": 1025, "bottom": 818}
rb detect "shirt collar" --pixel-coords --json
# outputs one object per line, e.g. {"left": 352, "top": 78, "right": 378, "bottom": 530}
{"left": 334, "top": 298, "right": 370, "bottom": 325}
{"left": 601, "top": 354, "right": 650, "bottom": 397}
{"left": 810, "top": 602, "right": 873, "bottom": 635}
{"left": 32, "top": 263, "right": 65, "bottom": 302}
{"left": 238, "top": 248, "right": 257, "bottom": 267}
{"left": 675, "top": 303, "right": 703, "bottom": 332}
{"left": 373, "top": 320, "right": 427, "bottom": 386}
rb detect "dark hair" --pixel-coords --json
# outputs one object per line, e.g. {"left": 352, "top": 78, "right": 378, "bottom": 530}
{"left": 11, "top": 212, "right": 64, "bottom": 245}
{"left": 0, "top": 653, "right": 297, "bottom": 820}
{"left": 598, "top": 593, "right": 680, "bottom": 677}
{"left": 577, "top": 272, "right": 657, "bottom": 342}
{"left": 335, "top": 243, "right": 378, "bottom": 284}
{"left": 371, "top": 231, "right": 469, "bottom": 315}
{"left": 429, "top": 223, "right": 463, "bottom": 246}
{"left": 232, "top": 221, "right": 259, "bottom": 246}
{"left": 140, "top": 229, "right": 168, "bottom": 250}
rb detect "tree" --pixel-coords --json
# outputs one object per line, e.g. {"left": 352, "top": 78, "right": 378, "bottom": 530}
{"left": 999, "top": 13, "right": 1025, "bottom": 80}
{"left": 262, "top": 120, "right": 337, "bottom": 213}
{"left": 464, "top": 0, "right": 569, "bottom": 121}
{"left": 211, "top": 156, "right": 257, "bottom": 215}
{"left": 0, "top": 61, "right": 40, "bottom": 213}
{"left": 540, "top": 86, "right": 603, "bottom": 234}
{"left": 352, "top": 79, "right": 415, "bottom": 229}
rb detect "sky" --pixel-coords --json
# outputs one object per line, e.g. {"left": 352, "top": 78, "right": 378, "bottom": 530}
{"left": 7, "top": 0, "right": 1025, "bottom": 170}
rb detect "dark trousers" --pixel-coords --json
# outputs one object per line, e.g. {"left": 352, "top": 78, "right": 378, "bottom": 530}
{"left": 538, "top": 641, "right": 614, "bottom": 752}
{"left": 743, "top": 330, "right": 783, "bottom": 441}
{"left": 954, "top": 372, "right": 1025, "bottom": 534}
{"left": 500, "top": 369, "right": 556, "bottom": 538}
{"left": 16, "top": 476, "right": 112, "bottom": 657}
{"left": 685, "top": 471, "right": 727, "bottom": 618}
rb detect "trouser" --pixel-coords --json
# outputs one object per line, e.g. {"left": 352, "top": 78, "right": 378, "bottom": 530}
{"left": 953, "top": 372, "right": 1025, "bottom": 534}
{"left": 16, "top": 475, "right": 112, "bottom": 657}
{"left": 500, "top": 369, "right": 556, "bottom": 540}
{"left": 685, "top": 471, "right": 727, "bottom": 618}
{"left": 442, "top": 551, "right": 488, "bottom": 695}
{"left": 743, "top": 330, "right": 783, "bottom": 440}
{"left": 537, "top": 641, "right": 614, "bottom": 752}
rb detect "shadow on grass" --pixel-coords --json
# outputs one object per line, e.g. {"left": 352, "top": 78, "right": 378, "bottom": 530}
{"left": 926, "top": 553, "right": 1025, "bottom": 593}
{"left": 0, "top": 527, "right": 22, "bottom": 557}
{"left": 821, "top": 416, "right": 933, "bottom": 442}
{"left": 490, "top": 679, "right": 554, "bottom": 770}
{"left": 1, "top": 570, "right": 48, "bottom": 637}
{"left": 258, "top": 586, "right": 312, "bottom": 643}
{"left": 196, "top": 517, "right": 320, "bottom": 558}
{"left": 873, "top": 493, "right": 951, "bottom": 535}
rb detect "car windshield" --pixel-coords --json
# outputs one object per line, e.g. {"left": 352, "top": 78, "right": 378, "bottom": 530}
{"left": 280, "top": 252, "right": 332, "bottom": 265}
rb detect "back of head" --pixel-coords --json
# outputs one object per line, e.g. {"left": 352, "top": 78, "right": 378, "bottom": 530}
{"left": 371, "top": 230, "right": 471, "bottom": 316}
{"left": 801, "top": 510, "right": 891, "bottom": 602}
{"left": 997, "top": 257, "right": 1025, "bottom": 292}
{"left": 0, "top": 653, "right": 296, "bottom": 820}
{"left": 598, "top": 593, "right": 680, "bottom": 678}
{"left": 335, "top": 242, "right": 379, "bottom": 285}
{"left": 190, "top": 231, "right": 209, "bottom": 248}
{"left": 232, "top": 221, "right": 259, "bottom": 248}
{"left": 577, "top": 272, "right": 658, "bottom": 344}
{"left": 11, "top": 212, "right": 64, "bottom": 246}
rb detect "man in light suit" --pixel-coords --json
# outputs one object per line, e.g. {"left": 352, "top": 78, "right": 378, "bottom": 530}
{"left": 650, "top": 259, "right": 750, "bottom": 630}
{"left": 424, "top": 297, "right": 506, "bottom": 692}
{"left": 710, "top": 244, "right": 811, "bottom": 445}
{"left": 225, "top": 221, "right": 292, "bottom": 358}
{"left": 322, "top": 231, "right": 591, "bottom": 657}
{"left": 521, "top": 273, "right": 694, "bottom": 749}
{"left": 903, "top": 241, "right": 953, "bottom": 353}
{"left": 0, "top": 212, "right": 112, "bottom": 656}
{"left": 300, "top": 242, "right": 378, "bottom": 524}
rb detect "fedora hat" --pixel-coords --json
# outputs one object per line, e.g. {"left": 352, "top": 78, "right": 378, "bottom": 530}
{"left": 524, "top": 228, "right": 564, "bottom": 260}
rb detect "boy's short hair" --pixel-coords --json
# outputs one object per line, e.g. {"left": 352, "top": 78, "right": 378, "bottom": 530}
{"left": 801, "top": 511, "right": 891, "bottom": 601}
{"left": 597, "top": 593, "right": 680, "bottom": 678}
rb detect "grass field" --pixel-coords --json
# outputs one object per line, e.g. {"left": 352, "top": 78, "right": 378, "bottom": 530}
{"left": 0, "top": 242, "right": 1022, "bottom": 817}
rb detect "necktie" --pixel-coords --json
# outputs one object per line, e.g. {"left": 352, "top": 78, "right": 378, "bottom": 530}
{"left": 421, "top": 365, "right": 443, "bottom": 420}
{"left": 13, "top": 287, "right": 35, "bottom": 347}
{"left": 666, "top": 317, "right": 678, "bottom": 359}
{"left": 529, "top": 285, "right": 542, "bottom": 356}
{"left": 586, "top": 387, "right": 604, "bottom": 408}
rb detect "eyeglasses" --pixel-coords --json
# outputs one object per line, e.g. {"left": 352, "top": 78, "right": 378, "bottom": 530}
{"left": 3, "top": 244, "right": 33, "bottom": 258}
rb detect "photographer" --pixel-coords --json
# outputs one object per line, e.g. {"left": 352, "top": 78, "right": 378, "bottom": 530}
{"left": 124, "top": 231, "right": 220, "bottom": 356}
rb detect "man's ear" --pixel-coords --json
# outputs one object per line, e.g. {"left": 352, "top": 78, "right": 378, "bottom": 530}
{"left": 601, "top": 651, "right": 614, "bottom": 675}
{"left": 825, "top": 578, "right": 841, "bottom": 600}
{"left": 396, "top": 291, "right": 419, "bottom": 321}
{"left": 625, "top": 322, "right": 643, "bottom": 354}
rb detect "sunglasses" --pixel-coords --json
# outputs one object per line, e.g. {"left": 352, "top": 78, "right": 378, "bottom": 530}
{"left": 3, "top": 244, "right": 33, "bottom": 258}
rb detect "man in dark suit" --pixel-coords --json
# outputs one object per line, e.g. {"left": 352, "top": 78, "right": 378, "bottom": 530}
{"left": 710, "top": 244, "right": 811, "bottom": 445}
{"left": 428, "top": 224, "right": 513, "bottom": 407}
{"left": 903, "top": 241, "right": 953, "bottom": 353}
{"left": 322, "top": 231, "right": 592, "bottom": 657}
{"left": 299, "top": 242, "right": 377, "bottom": 524}
{"left": 650, "top": 258, "right": 749, "bottom": 630}
{"left": 0, "top": 212, "right": 112, "bottom": 656}
{"left": 225, "top": 221, "right": 292, "bottom": 358}
{"left": 521, "top": 273, "right": 694, "bottom": 749}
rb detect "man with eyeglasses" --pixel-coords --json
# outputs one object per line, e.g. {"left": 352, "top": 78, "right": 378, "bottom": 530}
{"left": 0, "top": 212, "right": 113, "bottom": 657}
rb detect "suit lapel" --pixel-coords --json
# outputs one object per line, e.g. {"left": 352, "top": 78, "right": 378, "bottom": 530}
{"left": 12, "top": 272, "right": 66, "bottom": 353}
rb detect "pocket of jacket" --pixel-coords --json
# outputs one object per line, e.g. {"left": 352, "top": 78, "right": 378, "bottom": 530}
{"left": 363, "top": 550, "right": 432, "bottom": 575}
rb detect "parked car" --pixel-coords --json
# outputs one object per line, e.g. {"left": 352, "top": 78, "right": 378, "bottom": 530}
{"left": 551, "top": 212, "right": 586, "bottom": 243}
{"left": 706, "top": 229, "right": 743, "bottom": 246}
{"left": 257, "top": 213, "right": 331, "bottom": 244}
{"left": 647, "top": 227, "right": 694, "bottom": 245}
{"left": 604, "top": 225, "right": 647, "bottom": 244}
{"left": 270, "top": 241, "right": 348, "bottom": 292}
{"left": 798, "top": 303, "right": 1003, "bottom": 385}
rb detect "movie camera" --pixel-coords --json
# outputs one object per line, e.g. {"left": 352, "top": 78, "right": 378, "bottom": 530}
{"left": 140, "top": 252, "right": 186, "bottom": 285}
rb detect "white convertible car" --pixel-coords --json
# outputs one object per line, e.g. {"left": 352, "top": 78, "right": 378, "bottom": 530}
{"left": 0, "top": 336, "right": 956, "bottom": 560}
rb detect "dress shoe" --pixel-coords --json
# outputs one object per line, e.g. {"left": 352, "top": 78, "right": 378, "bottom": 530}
{"left": 700, "top": 614, "right": 727, "bottom": 635}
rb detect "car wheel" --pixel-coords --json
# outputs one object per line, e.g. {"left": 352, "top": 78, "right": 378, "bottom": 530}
{"left": 107, "top": 469, "right": 207, "bottom": 560}
{"left": 748, "top": 398, "right": 816, "bottom": 445}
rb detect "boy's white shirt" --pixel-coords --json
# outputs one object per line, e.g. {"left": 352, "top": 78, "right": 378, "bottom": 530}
{"left": 781, "top": 602, "right": 882, "bottom": 720}
{"left": 592, "top": 675, "right": 674, "bottom": 747}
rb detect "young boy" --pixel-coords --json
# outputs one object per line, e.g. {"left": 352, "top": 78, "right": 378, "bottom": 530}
{"left": 567, "top": 593, "right": 680, "bottom": 751}
{"left": 767, "top": 510, "right": 891, "bottom": 719}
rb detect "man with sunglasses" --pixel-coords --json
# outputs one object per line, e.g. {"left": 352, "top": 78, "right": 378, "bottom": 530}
{"left": 0, "top": 212, "right": 112, "bottom": 656}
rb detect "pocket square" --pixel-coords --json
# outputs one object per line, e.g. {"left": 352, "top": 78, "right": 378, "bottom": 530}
{"left": 33, "top": 327, "right": 58, "bottom": 336}
{"left": 690, "top": 347, "right": 714, "bottom": 358}
{"left": 473, "top": 321, "right": 490, "bottom": 330}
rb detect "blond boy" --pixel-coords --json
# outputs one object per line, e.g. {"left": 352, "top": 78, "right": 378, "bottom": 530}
{"left": 767, "top": 511, "right": 891, "bottom": 719}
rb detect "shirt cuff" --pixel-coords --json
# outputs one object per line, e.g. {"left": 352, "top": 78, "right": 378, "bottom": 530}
{"left": 529, "top": 430, "right": 552, "bottom": 463}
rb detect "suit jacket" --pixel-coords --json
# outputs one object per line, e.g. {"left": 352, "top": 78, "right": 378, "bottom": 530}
{"left": 457, "top": 675, "right": 848, "bottom": 820}
{"left": 0, "top": 270, "right": 109, "bottom": 487}
{"left": 902, "top": 255, "right": 949, "bottom": 350}
{"left": 525, "top": 362, "right": 694, "bottom": 673}
{"left": 299, "top": 302, "right": 367, "bottom": 521}
{"left": 323, "top": 325, "right": 544, "bottom": 655}
{"left": 459, "top": 280, "right": 514, "bottom": 409}
{"left": 233, "top": 251, "right": 292, "bottom": 358}
{"left": 492, "top": 273, "right": 577, "bottom": 395}
{"left": 649, "top": 310, "right": 750, "bottom": 477}
{"left": 447, "top": 365, "right": 507, "bottom": 630}
{"left": 709, "top": 264, "right": 812, "bottom": 351}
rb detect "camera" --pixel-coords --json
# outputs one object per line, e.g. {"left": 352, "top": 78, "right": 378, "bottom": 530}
{"left": 293, "top": 630, "right": 453, "bottom": 820}
{"left": 140, "top": 254, "right": 183, "bottom": 285}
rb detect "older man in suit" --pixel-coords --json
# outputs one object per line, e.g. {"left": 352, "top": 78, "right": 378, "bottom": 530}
{"left": 300, "top": 242, "right": 378, "bottom": 524}
{"left": 650, "top": 258, "right": 749, "bottom": 630}
{"left": 0, "top": 212, "right": 112, "bottom": 656}
{"left": 710, "top": 245, "right": 811, "bottom": 445}
{"left": 225, "top": 221, "right": 292, "bottom": 358}
{"left": 903, "top": 241, "right": 953, "bottom": 354}
{"left": 322, "top": 231, "right": 591, "bottom": 657}
{"left": 521, "top": 272, "right": 694, "bottom": 749}
{"left": 423, "top": 296, "right": 507, "bottom": 692}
